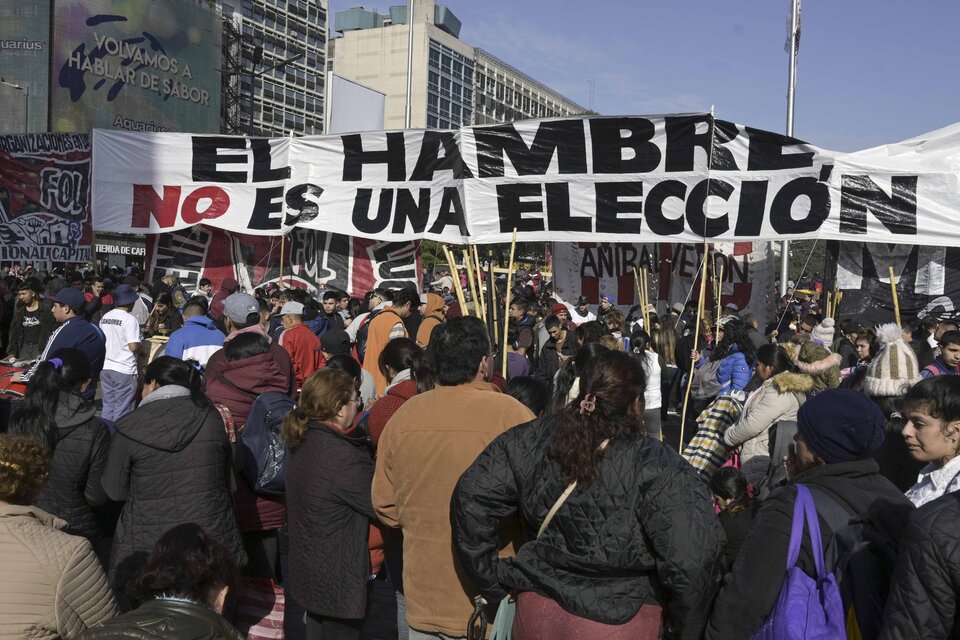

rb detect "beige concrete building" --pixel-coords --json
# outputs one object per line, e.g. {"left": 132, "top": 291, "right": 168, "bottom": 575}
{"left": 330, "top": 0, "right": 585, "bottom": 130}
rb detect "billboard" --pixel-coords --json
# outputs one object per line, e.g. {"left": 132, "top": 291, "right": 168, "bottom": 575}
{"left": 50, "top": 0, "right": 221, "bottom": 133}
{"left": 0, "top": 0, "right": 50, "bottom": 133}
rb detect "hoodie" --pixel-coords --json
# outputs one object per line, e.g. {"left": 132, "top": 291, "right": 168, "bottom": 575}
{"left": 416, "top": 293, "right": 446, "bottom": 347}
{"left": 102, "top": 392, "right": 246, "bottom": 585}
{"left": 32, "top": 392, "right": 111, "bottom": 540}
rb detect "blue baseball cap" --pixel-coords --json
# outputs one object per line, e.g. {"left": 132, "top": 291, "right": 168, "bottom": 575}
{"left": 48, "top": 287, "right": 85, "bottom": 311}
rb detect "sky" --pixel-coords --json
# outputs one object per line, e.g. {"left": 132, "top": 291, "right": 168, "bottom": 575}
{"left": 326, "top": 0, "right": 960, "bottom": 152}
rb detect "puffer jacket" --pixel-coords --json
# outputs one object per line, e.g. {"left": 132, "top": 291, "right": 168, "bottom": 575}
{"left": 34, "top": 391, "right": 111, "bottom": 540}
{"left": 0, "top": 503, "right": 117, "bottom": 640}
{"left": 715, "top": 344, "right": 751, "bottom": 394}
{"left": 102, "top": 390, "right": 246, "bottom": 588}
{"left": 881, "top": 492, "right": 960, "bottom": 639}
{"left": 286, "top": 422, "right": 376, "bottom": 619}
{"left": 723, "top": 371, "right": 812, "bottom": 463}
{"left": 80, "top": 599, "right": 243, "bottom": 639}
{"left": 705, "top": 459, "right": 914, "bottom": 639}
{"left": 452, "top": 417, "right": 725, "bottom": 639}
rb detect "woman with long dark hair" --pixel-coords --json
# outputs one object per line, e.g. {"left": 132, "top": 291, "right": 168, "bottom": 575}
{"left": 143, "top": 292, "right": 183, "bottom": 337}
{"left": 550, "top": 342, "right": 609, "bottom": 413}
{"left": 8, "top": 348, "right": 110, "bottom": 541}
{"left": 723, "top": 343, "right": 812, "bottom": 486}
{"left": 102, "top": 356, "right": 245, "bottom": 594}
{"left": 453, "top": 351, "right": 724, "bottom": 639}
{"left": 708, "top": 467, "right": 758, "bottom": 569}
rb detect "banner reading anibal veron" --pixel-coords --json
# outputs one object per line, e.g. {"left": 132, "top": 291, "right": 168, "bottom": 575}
{"left": 92, "top": 113, "right": 960, "bottom": 245}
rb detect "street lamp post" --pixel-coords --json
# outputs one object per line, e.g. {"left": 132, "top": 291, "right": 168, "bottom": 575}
{"left": 0, "top": 78, "right": 29, "bottom": 132}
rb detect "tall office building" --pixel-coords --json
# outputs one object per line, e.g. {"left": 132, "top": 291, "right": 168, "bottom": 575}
{"left": 219, "top": 0, "right": 327, "bottom": 136}
{"left": 330, "top": 0, "right": 585, "bottom": 130}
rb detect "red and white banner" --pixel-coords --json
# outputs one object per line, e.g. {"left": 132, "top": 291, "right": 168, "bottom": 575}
{"left": 148, "top": 225, "right": 419, "bottom": 296}
{"left": 93, "top": 115, "right": 960, "bottom": 246}
{"left": 552, "top": 241, "right": 775, "bottom": 323}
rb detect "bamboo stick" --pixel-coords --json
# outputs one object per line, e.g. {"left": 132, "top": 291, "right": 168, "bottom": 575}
{"left": 889, "top": 266, "right": 901, "bottom": 326}
{"left": 680, "top": 249, "right": 710, "bottom": 453}
{"left": 472, "top": 245, "right": 487, "bottom": 322}
{"left": 462, "top": 249, "right": 480, "bottom": 319}
{"left": 488, "top": 250, "right": 499, "bottom": 347}
{"left": 442, "top": 246, "right": 468, "bottom": 315}
{"left": 502, "top": 229, "right": 518, "bottom": 378}
{"left": 715, "top": 263, "right": 724, "bottom": 335}
{"left": 279, "top": 233, "right": 286, "bottom": 287}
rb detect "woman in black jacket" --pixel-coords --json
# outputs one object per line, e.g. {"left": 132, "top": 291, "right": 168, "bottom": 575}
{"left": 452, "top": 350, "right": 725, "bottom": 640}
{"left": 102, "top": 356, "right": 245, "bottom": 594}
{"left": 81, "top": 523, "right": 243, "bottom": 639}
{"left": 8, "top": 348, "right": 110, "bottom": 540}
{"left": 283, "top": 368, "right": 375, "bottom": 640}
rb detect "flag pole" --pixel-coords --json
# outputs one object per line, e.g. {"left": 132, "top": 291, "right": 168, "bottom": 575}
{"left": 781, "top": 0, "right": 800, "bottom": 297}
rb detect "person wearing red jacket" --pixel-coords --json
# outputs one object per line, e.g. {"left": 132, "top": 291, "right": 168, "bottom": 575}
{"left": 278, "top": 301, "right": 321, "bottom": 390}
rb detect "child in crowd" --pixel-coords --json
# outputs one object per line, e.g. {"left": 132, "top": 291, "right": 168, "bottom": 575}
{"left": 920, "top": 329, "right": 960, "bottom": 378}
{"left": 902, "top": 376, "right": 960, "bottom": 506}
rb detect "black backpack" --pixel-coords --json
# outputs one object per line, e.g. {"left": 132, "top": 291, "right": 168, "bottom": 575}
{"left": 218, "top": 376, "right": 295, "bottom": 495}
{"left": 808, "top": 486, "right": 900, "bottom": 640}
{"left": 355, "top": 308, "right": 400, "bottom": 364}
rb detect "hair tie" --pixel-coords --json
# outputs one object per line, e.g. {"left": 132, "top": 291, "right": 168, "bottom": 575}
{"left": 0, "top": 460, "right": 21, "bottom": 472}
{"left": 579, "top": 393, "right": 597, "bottom": 416}
{"left": 47, "top": 358, "right": 63, "bottom": 370}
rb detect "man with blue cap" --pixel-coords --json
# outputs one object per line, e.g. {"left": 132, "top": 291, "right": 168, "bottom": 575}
{"left": 706, "top": 389, "right": 915, "bottom": 639}
{"left": 15, "top": 286, "right": 106, "bottom": 393}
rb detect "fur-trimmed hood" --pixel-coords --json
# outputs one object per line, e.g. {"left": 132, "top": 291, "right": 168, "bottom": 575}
{"left": 772, "top": 370, "right": 815, "bottom": 395}
{"left": 794, "top": 341, "right": 843, "bottom": 390}
{"left": 794, "top": 351, "right": 843, "bottom": 376}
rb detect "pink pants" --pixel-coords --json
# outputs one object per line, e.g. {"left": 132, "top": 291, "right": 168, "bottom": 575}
{"left": 512, "top": 591, "right": 663, "bottom": 640}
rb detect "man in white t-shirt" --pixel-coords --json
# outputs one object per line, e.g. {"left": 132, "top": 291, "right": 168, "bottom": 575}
{"left": 99, "top": 284, "right": 142, "bottom": 423}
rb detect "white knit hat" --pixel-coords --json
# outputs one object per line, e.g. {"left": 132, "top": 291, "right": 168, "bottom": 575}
{"left": 810, "top": 317, "right": 836, "bottom": 348}
{"left": 862, "top": 323, "right": 922, "bottom": 397}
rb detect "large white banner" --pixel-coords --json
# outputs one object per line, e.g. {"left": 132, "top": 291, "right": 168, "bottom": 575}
{"left": 92, "top": 113, "right": 960, "bottom": 245}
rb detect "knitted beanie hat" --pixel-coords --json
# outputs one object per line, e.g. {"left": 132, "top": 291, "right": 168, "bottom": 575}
{"left": 797, "top": 389, "right": 886, "bottom": 463}
{"left": 810, "top": 317, "right": 836, "bottom": 348}
{"left": 862, "top": 323, "right": 921, "bottom": 398}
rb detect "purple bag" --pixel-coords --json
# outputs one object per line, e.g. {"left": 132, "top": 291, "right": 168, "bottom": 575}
{"left": 752, "top": 484, "right": 846, "bottom": 640}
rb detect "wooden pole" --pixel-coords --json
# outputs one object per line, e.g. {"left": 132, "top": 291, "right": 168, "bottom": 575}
{"left": 826, "top": 292, "right": 834, "bottom": 319}
{"left": 633, "top": 267, "right": 646, "bottom": 331}
{"left": 488, "top": 250, "right": 499, "bottom": 347}
{"left": 641, "top": 267, "right": 651, "bottom": 332}
{"left": 472, "top": 245, "right": 487, "bottom": 322}
{"left": 834, "top": 291, "right": 843, "bottom": 319}
{"left": 889, "top": 266, "right": 901, "bottom": 326}
{"left": 501, "top": 229, "right": 518, "bottom": 377}
{"left": 715, "top": 262, "right": 724, "bottom": 335}
{"left": 680, "top": 248, "right": 710, "bottom": 453}
{"left": 462, "top": 249, "right": 480, "bottom": 319}
{"left": 442, "top": 246, "right": 468, "bottom": 315}
{"left": 279, "top": 233, "right": 286, "bottom": 288}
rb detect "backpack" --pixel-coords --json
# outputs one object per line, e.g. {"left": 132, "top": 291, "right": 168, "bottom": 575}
{"left": 217, "top": 374, "right": 295, "bottom": 495}
{"left": 691, "top": 360, "right": 724, "bottom": 400}
{"left": 808, "top": 486, "right": 899, "bottom": 640}
{"left": 241, "top": 391, "right": 296, "bottom": 496}
{"left": 355, "top": 309, "right": 400, "bottom": 364}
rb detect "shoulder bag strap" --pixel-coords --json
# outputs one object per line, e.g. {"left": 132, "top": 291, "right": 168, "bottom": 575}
{"left": 216, "top": 374, "right": 259, "bottom": 400}
{"left": 538, "top": 439, "right": 610, "bottom": 539}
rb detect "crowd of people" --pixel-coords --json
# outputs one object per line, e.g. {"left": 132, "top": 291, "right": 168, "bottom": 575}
{"left": 0, "top": 263, "right": 959, "bottom": 639}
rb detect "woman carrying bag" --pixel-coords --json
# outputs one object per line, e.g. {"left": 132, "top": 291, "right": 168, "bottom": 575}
{"left": 453, "top": 350, "right": 725, "bottom": 640}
